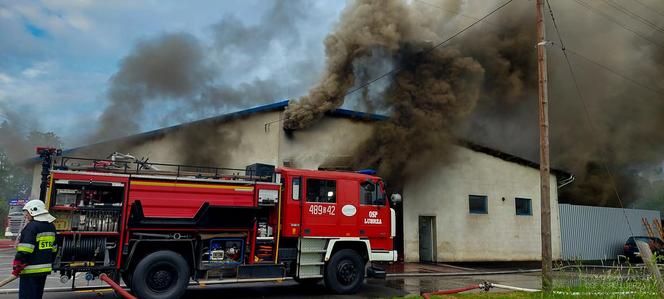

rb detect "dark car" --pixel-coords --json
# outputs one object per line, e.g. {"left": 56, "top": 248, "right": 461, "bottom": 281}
{"left": 624, "top": 236, "right": 664, "bottom": 262}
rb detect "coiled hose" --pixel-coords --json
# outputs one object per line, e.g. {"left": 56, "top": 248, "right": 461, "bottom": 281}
{"left": 62, "top": 237, "right": 106, "bottom": 261}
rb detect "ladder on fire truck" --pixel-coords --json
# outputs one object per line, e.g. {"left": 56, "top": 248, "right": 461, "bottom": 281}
{"left": 53, "top": 154, "right": 274, "bottom": 182}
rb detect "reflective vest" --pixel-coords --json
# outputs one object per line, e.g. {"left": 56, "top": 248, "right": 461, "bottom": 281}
{"left": 15, "top": 221, "right": 57, "bottom": 276}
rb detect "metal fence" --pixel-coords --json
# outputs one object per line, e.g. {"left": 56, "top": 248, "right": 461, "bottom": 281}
{"left": 559, "top": 204, "right": 661, "bottom": 260}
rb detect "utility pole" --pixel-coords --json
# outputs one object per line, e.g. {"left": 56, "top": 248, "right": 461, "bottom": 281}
{"left": 536, "top": 0, "right": 553, "bottom": 292}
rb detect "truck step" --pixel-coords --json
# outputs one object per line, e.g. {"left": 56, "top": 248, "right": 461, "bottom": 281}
{"left": 299, "top": 262, "right": 324, "bottom": 266}
{"left": 300, "top": 249, "right": 326, "bottom": 253}
{"left": 237, "top": 264, "right": 285, "bottom": 279}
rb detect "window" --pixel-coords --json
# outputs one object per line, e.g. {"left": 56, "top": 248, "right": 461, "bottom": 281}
{"left": 292, "top": 177, "right": 301, "bottom": 201}
{"left": 515, "top": 197, "right": 532, "bottom": 215}
{"left": 360, "top": 181, "right": 385, "bottom": 206}
{"left": 469, "top": 195, "right": 488, "bottom": 214}
{"left": 306, "top": 179, "right": 336, "bottom": 203}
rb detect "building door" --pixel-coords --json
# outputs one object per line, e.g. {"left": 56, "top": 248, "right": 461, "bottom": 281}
{"left": 419, "top": 216, "right": 436, "bottom": 262}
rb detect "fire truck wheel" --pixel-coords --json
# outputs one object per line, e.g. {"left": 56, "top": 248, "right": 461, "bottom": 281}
{"left": 324, "top": 249, "right": 365, "bottom": 294}
{"left": 131, "top": 250, "right": 190, "bottom": 299}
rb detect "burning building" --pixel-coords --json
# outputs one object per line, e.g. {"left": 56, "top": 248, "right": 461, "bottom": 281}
{"left": 26, "top": 100, "right": 568, "bottom": 262}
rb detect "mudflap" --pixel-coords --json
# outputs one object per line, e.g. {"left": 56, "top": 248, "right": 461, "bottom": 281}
{"left": 366, "top": 265, "right": 387, "bottom": 279}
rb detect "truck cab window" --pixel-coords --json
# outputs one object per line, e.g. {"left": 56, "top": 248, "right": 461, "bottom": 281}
{"left": 306, "top": 179, "right": 336, "bottom": 203}
{"left": 292, "top": 177, "right": 301, "bottom": 200}
{"left": 361, "top": 181, "right": 385, "bottom": 206}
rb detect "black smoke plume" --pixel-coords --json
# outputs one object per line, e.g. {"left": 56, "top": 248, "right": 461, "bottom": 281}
{"left": 285, "top": 0, "right": 664, "bottom": 208}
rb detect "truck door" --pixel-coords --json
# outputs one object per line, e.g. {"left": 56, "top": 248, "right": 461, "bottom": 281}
{"left": 300, "top": 178, "right": 339, "bottom": 237}
{"left": 356, "top": 180, "right": 391, "bottom": 250}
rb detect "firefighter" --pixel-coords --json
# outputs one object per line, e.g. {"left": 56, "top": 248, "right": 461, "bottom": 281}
{"left": 13, "top": 199, "right": 56, "bottom": 299}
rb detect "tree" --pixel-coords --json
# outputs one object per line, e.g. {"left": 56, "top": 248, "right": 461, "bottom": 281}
{"left": 0, "top": 123, "right": 64, "bottom": 235}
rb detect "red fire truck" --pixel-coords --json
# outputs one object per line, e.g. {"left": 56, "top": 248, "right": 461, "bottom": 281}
{"left": 39, "top": 150, "right": 399, "bottom": 298}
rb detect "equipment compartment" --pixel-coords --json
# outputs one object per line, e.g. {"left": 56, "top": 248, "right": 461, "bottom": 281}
{"left": 48, "top": 178, "right": 125, "bottom": 283}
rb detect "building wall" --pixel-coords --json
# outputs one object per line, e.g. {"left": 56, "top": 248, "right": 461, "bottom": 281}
{"left": 403, "top": 145, "right": 562, "bottom": 262}
{"left": 276, "top": 114, "right": 375, "bottom": 169}
{"left": 28, "top": 109, "right": 565, "bottom": 263}
{"left": 559, "top": 204, "right": 661, "bottom": 260}
{"left": 29, "top": 111, "right": 283, "bottom": 198}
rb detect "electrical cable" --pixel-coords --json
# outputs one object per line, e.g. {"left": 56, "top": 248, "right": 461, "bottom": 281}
{"left": 563, "top": 48, "right": 664, "bottom": 96}
{"left": 632, "top": 0, "right": 664, "bottom": 19}
{"left": 602, "top": 0, "right": 664, "bottom": 34}
{"left": 546, "top": 0, "right": 634, "bottom": 236}
{"left": 337, "top": 0, "right": 515, "bottom": 99}
{"left": 414, "top": 0, "right": 664, "bottom": 98}
{"left": 268, "top": 0, "right": 515, "bottom": 129}
{"left": 572, "top": 0, "right": 664, "bottom": 50}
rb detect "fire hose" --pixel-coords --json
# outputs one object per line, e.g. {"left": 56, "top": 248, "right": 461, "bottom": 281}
{"left": 0, "top": 275, "right": 17, "bottom": 288}
{"left": 99, "top": 274, "right": 137, "bottom": 299}
{"left": 421, "top": 281, "right": 539, "bottom": 298}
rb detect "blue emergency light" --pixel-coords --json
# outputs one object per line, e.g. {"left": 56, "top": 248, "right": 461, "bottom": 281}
{"left": 356, "top": 169, "right": 377, "bottom": 175}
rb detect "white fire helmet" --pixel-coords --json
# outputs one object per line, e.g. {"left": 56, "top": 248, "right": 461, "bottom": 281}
{"left": 23, "top": 200, "right": 56, "bottom": 223}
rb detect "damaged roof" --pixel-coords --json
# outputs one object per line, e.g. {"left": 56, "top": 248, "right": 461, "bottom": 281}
{"left": 32, "top": 100, "right": 571, "bottom": 177}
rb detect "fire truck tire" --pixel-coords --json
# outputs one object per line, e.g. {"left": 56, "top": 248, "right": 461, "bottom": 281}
{"left": 324, "top": 249, "right": 365, "bottom": 294}
{"left": 131, "top": 250, "right": 190, "bottom": 299}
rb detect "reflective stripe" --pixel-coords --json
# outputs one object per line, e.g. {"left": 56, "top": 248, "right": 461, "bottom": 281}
{"left": 21, "top": 263, "right": 52, "bottom": 274}
{"left": 36, "top": 236, "right": 55, "bottom": 242}
{"left": 35, "top": 232, "right": 55, "bottom": 238}
{"left": 17, "top": 243, "right": 35, "bottom": 253}
{"left": 52, "top": 245, "right": 58, "bottom": 253}
{"left": 35, "top": 233, "right": 55, "bottom": 251}
{"left": 21, "top": 267, "right": 52, "bottom": 275}
{"left": 24, "top": 263, "right": 52, "bottom": 270}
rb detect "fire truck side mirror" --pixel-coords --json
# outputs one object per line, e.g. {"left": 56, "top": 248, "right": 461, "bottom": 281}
{"left": 390, "top": 193, "right": 402, "bottom": 204}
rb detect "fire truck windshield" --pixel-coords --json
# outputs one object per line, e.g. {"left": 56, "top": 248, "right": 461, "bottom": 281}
{"left": 361, "top": 180, "right": 385, "bottom": 206}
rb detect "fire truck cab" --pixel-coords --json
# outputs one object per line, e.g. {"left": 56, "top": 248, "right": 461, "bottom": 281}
{"left": 43, "top": 154, "right": 398, "bottom": 299}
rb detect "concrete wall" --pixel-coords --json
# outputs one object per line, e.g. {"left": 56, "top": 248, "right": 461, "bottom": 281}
{"left": 277, "top": 114, "right": 375, "bottom": 169}
{"left": 28, "top": 111, "right": 282, "bottom": 198}
{"left": 28, "top": 111, "right": 373, "bottom": 197}
{"left": 403, "top": 145, "right": 562, "bottom": 262}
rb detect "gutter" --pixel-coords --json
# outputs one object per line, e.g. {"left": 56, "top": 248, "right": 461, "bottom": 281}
{"left": 557, "top": 174, "right": 575, "bottom": 189}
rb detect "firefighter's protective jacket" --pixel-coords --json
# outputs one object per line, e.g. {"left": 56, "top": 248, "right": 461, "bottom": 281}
{"left": 13, "top": 221, "right": 57, "bottom": 276}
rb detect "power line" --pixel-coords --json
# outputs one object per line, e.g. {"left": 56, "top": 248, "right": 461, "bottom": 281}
{"left": 546, "top": 0, "right": 634, "bottom": 235}
{"left": 412, "top": 0, "right": 536, "bottom": 55}
{"left": 416, "top": 0, "right": 664, "bottom": 98}
{"left": 563, "top": 48, "right": 664, "bottom": 97}
{"left": 602, "top": 0, "right": 664, "bottom": 34}
{"left": 272, "top": 0, "right": 515, "bottom": 129}
{"left": 573, "top": 0, "right": 664, "bottom": 50}
{"left": 342, "top": 0, "right": 515, "bottom": 98}
{"left": 633, "top": 0, "right": 664, "bottom": 19}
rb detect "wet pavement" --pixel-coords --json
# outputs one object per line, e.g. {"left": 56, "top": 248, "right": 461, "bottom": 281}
{"left": 0, "top": 274, "right": 543, "bottom": 298}
{"left": 0, "top": 243, "right": 545, "bottom": 298}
